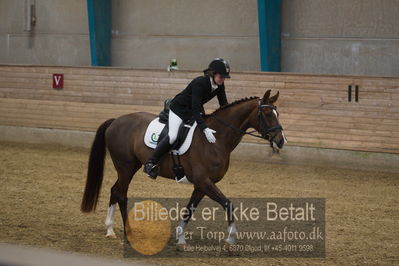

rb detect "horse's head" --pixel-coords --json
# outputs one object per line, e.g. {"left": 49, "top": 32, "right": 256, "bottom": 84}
{"left": 250, "top": 90, "right": 287, "bottom": 151}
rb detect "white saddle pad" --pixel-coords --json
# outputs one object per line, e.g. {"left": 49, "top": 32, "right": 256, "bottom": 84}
{"left": 144, "top": 118, "right": 197, "bottom": 155}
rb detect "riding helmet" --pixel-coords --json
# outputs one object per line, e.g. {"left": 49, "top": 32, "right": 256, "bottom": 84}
{"left": 205, "top": 58, "right": 231, "bottom": 78}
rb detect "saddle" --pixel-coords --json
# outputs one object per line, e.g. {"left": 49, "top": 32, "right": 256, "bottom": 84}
{"left": 144, "top": 99, "right": 196, "bottom": 184}
{"left": 158, "top": 98, "right": 172, "bottom": 124}
{"left": 144, "top": 98, "right": 197, "bottom": 154}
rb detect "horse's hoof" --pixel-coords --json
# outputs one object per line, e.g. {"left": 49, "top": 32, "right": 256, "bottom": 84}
{"left": 105, "top": 233, "right": 117, "bottom": 239}
{"left": 176, "top": 243, "right": 186, "bottom": 251}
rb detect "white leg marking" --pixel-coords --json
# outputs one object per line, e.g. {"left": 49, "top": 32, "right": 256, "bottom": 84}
{"left": 225, "top": 223, "right": 237, "bottom": 244}
{"left": 176, "top": 220, "right": 187, "bottom": 245}
{"left": 105, "top": 204, "right": 116, "bottom": 238}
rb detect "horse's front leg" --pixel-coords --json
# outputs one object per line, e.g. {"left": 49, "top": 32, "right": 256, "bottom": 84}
{"left": 199, "top": 179, "right": 237, "bottom": 245}
{"left": 176, "top": 188, "right": 205, "bottom": 248}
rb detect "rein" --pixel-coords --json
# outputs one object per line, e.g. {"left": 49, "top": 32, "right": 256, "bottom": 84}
{"left": 213, "top": 116, "right": 265, "bottom": 140}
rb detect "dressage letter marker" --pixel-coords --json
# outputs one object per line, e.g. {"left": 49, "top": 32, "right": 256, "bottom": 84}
{"left": 52, "top": 73, "right": 64, "bottom": 89}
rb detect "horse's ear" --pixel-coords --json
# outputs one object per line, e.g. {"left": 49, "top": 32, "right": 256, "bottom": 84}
{"left": 269, "top": 91, "right": 279, "bottom": 104}
{"left": 262, "top": 90, "right": 271, "bottom": 103}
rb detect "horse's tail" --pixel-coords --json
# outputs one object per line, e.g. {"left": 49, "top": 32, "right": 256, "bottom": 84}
{"left": 81, "top": 118, "right": 115, "bottom": 213}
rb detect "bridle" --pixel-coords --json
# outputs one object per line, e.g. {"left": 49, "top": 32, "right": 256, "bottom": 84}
{"left": 213, "top": 100, "right": 283, "bottom": 144}
{"left": 257, "top": 102, "right": 283, "bottom": 142}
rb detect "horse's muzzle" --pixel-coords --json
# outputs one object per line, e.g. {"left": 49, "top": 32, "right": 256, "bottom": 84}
{"left": 272, "top": 131, "right": 287, "bottom": 150}
{"left": 275, "top": 138, "right": 285, "bottom": 149}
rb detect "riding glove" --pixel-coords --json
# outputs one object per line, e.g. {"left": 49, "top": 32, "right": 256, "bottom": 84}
{"left": 203, "top": 128, "right": 216, "bottom": 143}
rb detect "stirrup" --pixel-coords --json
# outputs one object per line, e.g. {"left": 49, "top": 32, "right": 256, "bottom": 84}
{"left": 144, "top": 162, "right": 159, "bottom": 179}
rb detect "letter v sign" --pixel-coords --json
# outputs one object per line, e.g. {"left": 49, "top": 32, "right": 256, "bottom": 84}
{"left": 53, "top": 73, "right": 64, "bottom": 89}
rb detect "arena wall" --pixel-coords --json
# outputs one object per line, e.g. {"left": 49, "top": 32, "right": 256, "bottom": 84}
{"left": 1, "top": 1, "right": 399, "bottom": 76}
{"left": 282, "top": 0, "right": 399, "bottom": 77}
{"left": 0, "top": 65, "right": 398, "bottom": 171}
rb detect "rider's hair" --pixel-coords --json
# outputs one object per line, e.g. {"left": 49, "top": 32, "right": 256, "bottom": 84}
{"left": 204, "top": 69, "right": 214, "bottom": 77}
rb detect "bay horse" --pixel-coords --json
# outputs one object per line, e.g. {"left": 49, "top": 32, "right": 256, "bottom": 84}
{"left": 81, "top": 89, "right": 286, "bottom": 246}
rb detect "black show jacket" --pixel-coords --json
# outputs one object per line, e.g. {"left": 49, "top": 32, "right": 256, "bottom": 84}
{"left": 169, "top": 76, "right": 228, "bottom": 131}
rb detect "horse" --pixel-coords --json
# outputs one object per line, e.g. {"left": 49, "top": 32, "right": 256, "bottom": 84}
{"left": 81, "top": 89, "right": 286, "bottom": 246}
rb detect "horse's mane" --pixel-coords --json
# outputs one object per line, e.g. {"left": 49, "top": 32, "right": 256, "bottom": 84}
{"left": 205, "top": 96, "right": 259, "bottom": 117}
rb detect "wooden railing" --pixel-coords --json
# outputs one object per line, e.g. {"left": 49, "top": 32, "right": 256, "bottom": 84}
{"left": 0, "top": 65, "right": 398, "bottom": 153}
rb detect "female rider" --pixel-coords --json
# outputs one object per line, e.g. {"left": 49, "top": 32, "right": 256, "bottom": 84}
{"left": 144, "top": 58, "right": 231, "bottom": 179}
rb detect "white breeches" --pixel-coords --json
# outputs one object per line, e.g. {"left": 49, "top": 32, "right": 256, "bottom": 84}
{"left": 168, "top": 110, "right": 183, "bottom": 144}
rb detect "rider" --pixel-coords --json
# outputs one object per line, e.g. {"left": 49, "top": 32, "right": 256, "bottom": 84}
{"left": 144, "top": 58, "right": 231, "bottom": 179}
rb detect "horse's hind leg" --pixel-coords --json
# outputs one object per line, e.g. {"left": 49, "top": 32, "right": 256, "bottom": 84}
{"left": 105, "top": 159, "right": 141, "bottom": 238}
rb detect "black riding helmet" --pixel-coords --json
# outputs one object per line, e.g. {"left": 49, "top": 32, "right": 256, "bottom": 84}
{"left": 204, "top": 58, "right": 231, "bottom": 78}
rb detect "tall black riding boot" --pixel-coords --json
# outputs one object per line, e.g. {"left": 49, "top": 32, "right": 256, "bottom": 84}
{"left": 144, "top": 136, "right": 172, "bottom": 179}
